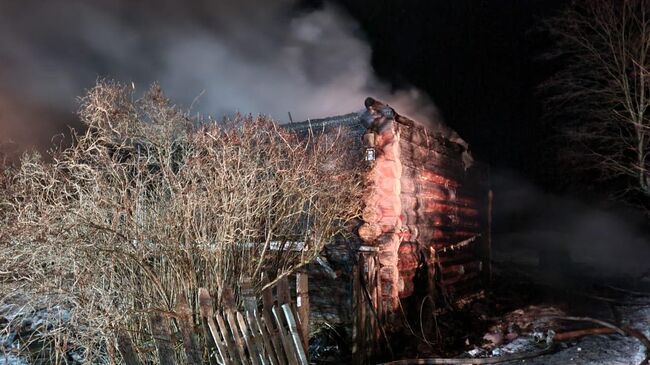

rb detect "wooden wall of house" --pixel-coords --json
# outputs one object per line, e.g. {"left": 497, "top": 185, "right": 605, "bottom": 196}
{"left": 358, "top": 99, "right": 489, "bottom": 320}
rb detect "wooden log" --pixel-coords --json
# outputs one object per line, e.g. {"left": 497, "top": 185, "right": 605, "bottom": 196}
{"left": 362, "top": 206, "right": 381, "bottom": 223}
{"left": 396, "top": 252, "right": 419, "bottom": 272}
{"left": 400, "top": 177, "right": 480, "bottom": 198}
{"left": 401, "top": 196, "right": 479, "bottom": 217}
{"left": 397, "top": 123, "right": 465, "bottom": 155}
{"left": 440, "top": 261, "right": 483, "bottom": 276}
{"left": 376, "top": 177, "right": 402, "bottom": 201}
{"left": 399, "top": 142, "right": 464, "bottom": 175}
{"left": 375, "top": 192, "right": 401, "bottom": 213}
{"left": 400, "top": 137, "right": 458, "bottom": 160}
{"left": 372, "top": 158, "right": 401, "bottom": 179}
{"left": 401, "top": 188, "right": 448, "bottom": 201}
{"left": 174, "top": 295, "right": 203, "bottom": 365}
{"left": 377, "top": 142, "right": 399, "bottom": 162}
{"left": 405, "top": 226, "right": 478, "bottom": 244}
{"left": 358, "top": 222, "right": 382, "bottom": 242}
{"left": 402, "top": 215, "right": 479, "bottom": 233}
{"left": 148, "top": 312, "right": 176, "bottom": 365}
{"left": 431, "top": 239, "right": 480, "bottom": 250}
{"left": 374, "top": 125, "right": 398, "bottom": 146}
{"left": 402, "top": 211, "right": 481, "bottom": 229}
{"left": 440, "top": 272, "right": 479, "bottom": 286}
{"left": 398, "top": 270, "right": 416, "bottom": 298}
{"left": 378, "top": 249, "right": 398, "bottom": 267}
{"left": 362, "top": 191, "right": 381, "bottom": 207}
{"left": 295, "top": 273, "right": 310, "bottom": 352}
{"left": 436, "top": 251, "right": 479, "bottom": 265}
{"left": 400, "top": 168, "right": 460, "bottom": 189}
{"left": 400, "top": 191, "right": 479, "bottom": 208}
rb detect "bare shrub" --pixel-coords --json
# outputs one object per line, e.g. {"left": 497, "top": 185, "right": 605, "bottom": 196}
{"left": 0, "top": 80, "right": 363, "bottom": 363}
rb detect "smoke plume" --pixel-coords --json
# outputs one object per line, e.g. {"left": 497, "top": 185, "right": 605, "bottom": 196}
{"left": 493, "top": 170, "right": 650, "bottom": 276}
{"left": 0, "top": 0, "right": 443, "bottom": 153}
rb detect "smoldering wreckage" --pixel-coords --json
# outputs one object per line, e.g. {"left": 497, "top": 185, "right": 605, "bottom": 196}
{"left": 0, "top": 90, "right": 649, "bottom": 365}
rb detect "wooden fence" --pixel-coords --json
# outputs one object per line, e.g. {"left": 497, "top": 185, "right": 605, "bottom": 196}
{"left": 117, "top": 273, "right": 310, "bottom": 365}
{"left": 199, "top": 288, "right": 308, "bottom": 365}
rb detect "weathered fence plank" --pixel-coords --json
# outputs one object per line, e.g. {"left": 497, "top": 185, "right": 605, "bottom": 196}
{"left": 175, "top": 296, "right": 203, "bottom": 365}
{"left": 225, "top": 309, "right": 249, "bottom": 365}
{"left": 116, "top": 331, "right": 142, "bottom": 365}
{"left": 246, "top": 310, "right": 273, "bottom": 365}
{"left": 216, "top": 313, "right": 241, "bottom": 365}
{"left": 148, "top": 312, "right": 176, "bottom": 365}
{"left": 295, "top": 272, "right": 310, "bottom": 351}
{"left": 236, "top": 311, "right": 261, "bottom": 365}
{"left": 272, "top": 305, "right": 299, "bottom": 365}
{"left": 199, "top": 288, "right": 234, "bottom": 365}
{"left": 281, "top": 304, "right": 309, "bottom": 365}
{"left": 195, "top": 279, "right": 309, "bottom": 365}
{"left": 259, "top": 309, "right": 287, "bottom": 364}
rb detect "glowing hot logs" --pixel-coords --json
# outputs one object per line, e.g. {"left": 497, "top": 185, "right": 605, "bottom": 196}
{"left": 359, "top": 98, "right": 489, "bottom": 315}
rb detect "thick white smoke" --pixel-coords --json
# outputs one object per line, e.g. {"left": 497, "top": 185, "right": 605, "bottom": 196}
{"left": 0, "top": 0, "right": 444, "bottom": 151}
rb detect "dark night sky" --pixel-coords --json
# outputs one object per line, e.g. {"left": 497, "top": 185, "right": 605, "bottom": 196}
{"left": 328, "top": 0, "right": 567, "bottom": 182}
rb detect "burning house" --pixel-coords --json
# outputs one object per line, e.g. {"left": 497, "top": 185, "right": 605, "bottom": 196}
{"left": 289, "top": 97, "right": 491, "bottom": 354}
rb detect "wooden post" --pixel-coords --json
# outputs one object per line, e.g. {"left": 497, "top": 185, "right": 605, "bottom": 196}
{"left": 116, "top": 330, "right": 142, "bottom": 365}
{"left": 241, "top": 278, "right": 258, "bottom": 313}
{"left": 260, "top": 275, "right": 285, "bottom": 364}
{"left": 487, "top": 189, "right": 493, "bottom": 282}
{"left": 295, "top": 272, "right": 310, "bottom": 352}
{"left": 148, "top": 312, "right": 176, "bottom": 365}
{"left": 276, "top": 277, "right": 291, "bottom": 305}
{"left": 174, "top": 296, "right": 203, "bottom": 365}
{"left": 351, "top": 255, "right": 367, "bottom": 365}
{"left": 365, "top": 254, "right": 377, "bottom": 359}
{"left": 198, "top": 288, "right": 234, "bottom": 365}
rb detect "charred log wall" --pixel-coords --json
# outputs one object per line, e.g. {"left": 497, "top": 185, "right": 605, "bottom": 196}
{"left": 359, "top": 99, "right": 489, "bottom": 316}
